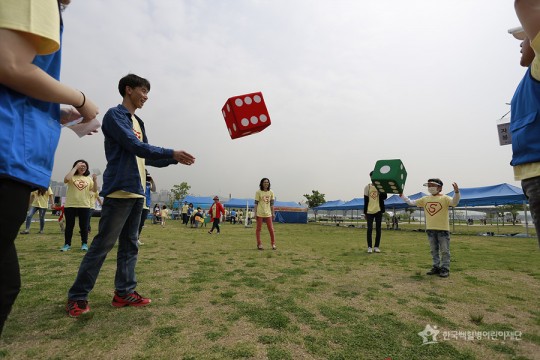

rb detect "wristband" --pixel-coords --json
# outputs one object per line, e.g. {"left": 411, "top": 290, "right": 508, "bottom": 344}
{"left": 75, "top": 91, "right": 86, "bottom": 109}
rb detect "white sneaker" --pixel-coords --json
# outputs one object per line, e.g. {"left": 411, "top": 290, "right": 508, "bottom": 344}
{"left": 367, "top": 247, "right": 373, "bottom": 253}
{"left": 137, "top": 240, "right": 144, "bottom": 245}
{"left": 374, "top": 247, "right": 381, "bottom": 253}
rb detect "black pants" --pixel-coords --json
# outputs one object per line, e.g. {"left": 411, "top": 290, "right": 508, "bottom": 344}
{"left": 64, "top": 207, "right": 91, "bottom": 246}
{"left": 0, "top": 179, "right": 31, "bottom": 337}
{"left": 366, "top": 212, "right": 383, "bottom": 248}
{"left": 210, "top": 218, "right": 221, "bottom": 233}
{"left": 138, "top": 208, "right": 150, "bottom": 238}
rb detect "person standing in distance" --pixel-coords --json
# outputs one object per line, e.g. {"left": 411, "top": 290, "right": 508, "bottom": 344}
{"left": 65, "top": 74, "right": 195, "bottom": 317}
{"left": 254, "top": 178, "right": 276, "bottom": 250}
{"left": 400, "top": 179, "right": 460, "bottom": 278}
{"left": 0, "top": 0, "right": 99, "bottom": 337}
{"left": 364, "top": 172, "right": 387, "bottom": 253}
{"left": 208, "top": 196, "right": 225, "bottom": 234}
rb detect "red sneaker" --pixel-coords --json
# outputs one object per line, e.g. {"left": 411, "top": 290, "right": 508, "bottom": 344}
{"left": 66, "top": 300, "right": 90, "bottom": 318}
{"left": 111, "top": 291, "right": 151, "bottom": 307}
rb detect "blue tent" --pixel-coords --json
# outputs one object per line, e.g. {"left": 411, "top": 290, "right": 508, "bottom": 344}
{"left": 273, "top": 201, "right": 307, "bottom": 224}
{"left": 179, "top": 195, "right": 215, "bottom": 209}
{"left": 384, "top": 195, "right": 408, "bottom": 209}
{"left": 314, "top": 200, "right": 346, "bottom": 210}
{"left": 334, "top": 198, "right": 364, "bottom": 211}
{"left": 446, "top": 183, "right": 526, "bottom": 207}
{"left": 224, "top": 198, "right": 255, "bottom": 208}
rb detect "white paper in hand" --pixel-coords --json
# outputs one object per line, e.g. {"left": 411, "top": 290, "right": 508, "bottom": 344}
{"left": 63, "top": 117, "right": 101, "bottom": 137}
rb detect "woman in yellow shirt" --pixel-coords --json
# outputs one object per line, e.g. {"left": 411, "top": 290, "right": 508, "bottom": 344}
{"left": 254, "top": 178, "right": 276, "bottom": 250}
{"left": 61, "top": 159, "right": 97, "bottom": 252}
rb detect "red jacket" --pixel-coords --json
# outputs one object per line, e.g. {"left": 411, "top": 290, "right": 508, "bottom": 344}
{"left": 209, "top": 202, "right": 225, "bottom": 219}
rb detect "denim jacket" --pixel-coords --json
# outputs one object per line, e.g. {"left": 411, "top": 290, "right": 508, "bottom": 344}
{"left": 100, "top": 104, "right": 177, "bottom": 197}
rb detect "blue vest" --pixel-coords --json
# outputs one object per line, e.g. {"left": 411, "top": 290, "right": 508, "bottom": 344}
{"left": 0, "top": 22, "right": 63, "bottom": 189}
{"left": 510, "top": 68, "right": 540, "bottom": 166}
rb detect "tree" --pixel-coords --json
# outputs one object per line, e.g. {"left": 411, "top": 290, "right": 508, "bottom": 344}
{"left": 170, "top": 182, "right": 191, "bottom": 208}
{"left": 500, "top": 204, "right": 526, "bottom": 225}
{"left": 405, "top": 208, "right": 415, "bottom": 224}
{"left": 303, "top": 190, "right": 325, "bottom": 221}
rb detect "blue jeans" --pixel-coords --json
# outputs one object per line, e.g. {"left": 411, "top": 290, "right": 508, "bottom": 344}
{"left": 426, "top": 230, "right": 450, "bottom": 270}
{"left": 522, "top": 176, "right": 540, "bottom": 248}
{"left": 68, "top": 197, "right": 143, "bottom": 300}
{"left": 25, "top": 207, "right": 47, "bottom": 231}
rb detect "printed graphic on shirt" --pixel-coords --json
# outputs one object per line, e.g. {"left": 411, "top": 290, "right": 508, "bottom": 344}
{"left": 133, "top": 128, "right": 142, "bottom": 141}
{"left": 425, "top": 202, "right": 443, "bottom": 216}
{"left": 261, "top": 194, "right": 271, "bottom": 204}
{"left": 370, "top": 190, "right": 378, "bottom": 200}
{"left": 73, "top": 179, "right": 89, "bottom": 191}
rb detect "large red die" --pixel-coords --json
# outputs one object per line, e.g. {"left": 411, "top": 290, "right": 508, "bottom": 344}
{"left": 221, "top": 92, "right": 271, "bottom": 139}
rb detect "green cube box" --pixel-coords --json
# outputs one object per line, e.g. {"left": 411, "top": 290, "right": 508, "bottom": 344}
{"left": 371, "top": 159, "right": 407, "bottom": 194}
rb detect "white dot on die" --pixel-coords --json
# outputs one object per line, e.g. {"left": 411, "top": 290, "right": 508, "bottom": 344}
{"left": 250, "top": 116, "right": 258, "bottom": 124}
{"left": 244, "top": 97, "right": 252, "bottom": 105}
{"left": 374, "top": 181, "right": 381, "bottom": 184}
{"left": 400, "top": 164, "right": 403, "bottom": 170}
{"left": 241, "top": 118, "right": 249, "bottom": 127}
{"left": 260, "top": 114, "right": 268, "bottom": 122}
{"left": 228, "top": 128, "right": 232, "bottom": 136}
{"left": 254, "top": 95, "right": 261, "bottom": 103}
{"left": 227, "top": 104, "right": 230, "bottom": 112}
{"left": 389, "top": 181, "right": 395, "bottom": 185}
{"left": 391, "top": 186, "right": 397, "bottom": 189}
{"left": 235, "top": 99, "right": 243, "bottom": 107}
{"left": 380, "top": 165, "right": 391, "bottom": 174}
{"left": 233, "top": 124, "right": 237, "bottom": 132}
{"left": 401, "top": 174, "right": 404, "bottom": 179}
{"left": 222, "top": 110, "right": 226, "bottom": 118}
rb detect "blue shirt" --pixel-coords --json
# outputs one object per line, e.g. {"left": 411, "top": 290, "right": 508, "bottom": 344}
{"left": 0, "top": 17, "right": 62, "bottom": 189}
{"left": 510, "top": 68, "right": 540, "bottom": 166}
{"left": 100, "top": 104, "right": 178, "bottom": 197}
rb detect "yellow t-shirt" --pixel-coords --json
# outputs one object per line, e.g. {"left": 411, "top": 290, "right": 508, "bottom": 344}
{"left": 31, "top": 187, "right": 53, "bottom": 208}
{"left": 0, "top": 0, "right": 60, "bottom": 55}
{"left": 415, "top": 195, "right": 453, "bottom": 231}
{"left": 364, "top": 184, "right": 381, "bottom": 214}
{"left": 513, "top": 33, "right": 540, "bottom": 181}
{"left": 89, "top": 190, "right": 100, "bottom": 210}
{"left": 161, "top": 208, "right": 169, "bottom": 219}
{"left": 65, "top": 175, "right": 94, "bottom": 208}
{"left": 255, "top": 190, "right": 274, "bottom": 218}
{"left": 108, "top": 115, "right": 145, "bottom": 199}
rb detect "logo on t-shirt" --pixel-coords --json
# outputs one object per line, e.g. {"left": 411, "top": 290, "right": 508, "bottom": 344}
{"left": 370, "top": 191, "right": 378, "bottom": 200}
{"left": 73, "top": 179, "right": 89, "bottom": 191}
{"left": 133, "top": 128, "right": 142, "bottom": 140}
{"left": 262, "top": 195, "right": 271, "bottom": 204}
{"left": 426, "top": 202, "right": 442, "bottom": 216}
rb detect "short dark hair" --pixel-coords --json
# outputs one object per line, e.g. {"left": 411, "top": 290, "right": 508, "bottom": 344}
{"left": 259, "top": 178, "right": 271, "bottom": 190}
{"left": 72, "top": 159, "right": 90, "bottom": 176}
{"left": 118, "top": 74, "right": 151, "bottom": 97}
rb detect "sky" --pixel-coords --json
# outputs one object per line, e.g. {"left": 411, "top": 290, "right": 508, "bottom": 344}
{"left": 55, "top": 0, "right": 525, "bottom": 204}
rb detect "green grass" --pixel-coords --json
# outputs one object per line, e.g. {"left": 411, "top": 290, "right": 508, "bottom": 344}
{"left": 0, "top": 219, "right": 538, "bottom": 359}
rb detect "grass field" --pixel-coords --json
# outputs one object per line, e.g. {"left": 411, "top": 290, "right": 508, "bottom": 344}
{"left": 0, "top": 218, "right": 539, "bottom": 360}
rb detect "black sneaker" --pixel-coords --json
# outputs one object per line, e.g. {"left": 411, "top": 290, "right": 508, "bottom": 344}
{"left": 426, "top": 267, "right": 440, "bottom": 275}
{"left": 439, "top": 268, "right": 450, "bottom": 278}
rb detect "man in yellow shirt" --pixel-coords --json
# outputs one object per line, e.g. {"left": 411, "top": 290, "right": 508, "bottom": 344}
{"left": 20, "top": 187, "right": 54, "bottom": 234}
{"left": 400, "top": 179, "right": 460, "bottom": 278}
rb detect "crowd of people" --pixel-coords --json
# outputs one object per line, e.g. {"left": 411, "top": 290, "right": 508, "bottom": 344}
{"left": 1, "top": 0, "right": 538, "bottom": 343}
